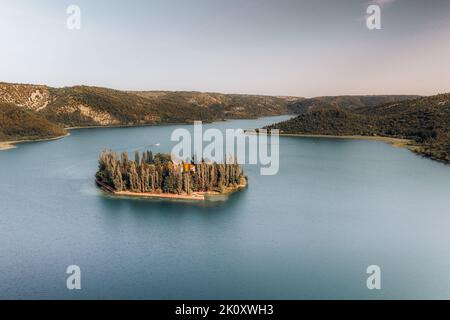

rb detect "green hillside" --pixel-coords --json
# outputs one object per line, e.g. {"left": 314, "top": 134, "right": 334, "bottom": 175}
{"left": 0, "top": 83, "right": 292, "bottom": 135}
{"left": 0, "top": 102, "right": 67, "bottom": 141}
{"left": 287, "top": 95, "right": 420, "bottom": 114}
{"left": 267, "top": 94, "right": 450, "bottom": 163}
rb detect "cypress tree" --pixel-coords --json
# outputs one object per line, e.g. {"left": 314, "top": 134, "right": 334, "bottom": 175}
{"left": 134, "top": 150, "right": 140, "bottom": 166}
{"left": 113, "top": 165, "right": 123, "bottom": 191}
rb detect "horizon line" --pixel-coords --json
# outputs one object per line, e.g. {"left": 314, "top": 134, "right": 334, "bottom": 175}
{"left": 1, "top": 80, "right": 445, "bottom": 99}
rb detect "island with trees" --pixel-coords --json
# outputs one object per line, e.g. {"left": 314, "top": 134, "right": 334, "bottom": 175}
{"left": 95, "top": 150, "right": 248, "bottom": 200}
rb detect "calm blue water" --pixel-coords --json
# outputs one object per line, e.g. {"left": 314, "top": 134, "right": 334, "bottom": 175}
{"left": 1, "top": 115, "right": 450, "bottom": 299}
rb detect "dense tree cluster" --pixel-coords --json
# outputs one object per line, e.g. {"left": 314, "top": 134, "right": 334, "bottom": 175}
{"left": 95, "top": 150, "right": 247, "bottom": 194}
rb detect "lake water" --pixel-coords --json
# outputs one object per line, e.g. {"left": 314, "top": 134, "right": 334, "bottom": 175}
{"left": 1, "top": 115, "right": 450, "bottom": 299}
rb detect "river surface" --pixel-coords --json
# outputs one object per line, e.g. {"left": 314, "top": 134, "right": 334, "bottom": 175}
{"left": 1, "top": 115, "right": 450, "bottom": 299}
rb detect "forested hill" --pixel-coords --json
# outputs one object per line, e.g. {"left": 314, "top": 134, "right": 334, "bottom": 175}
{"left": 0, "top": 82, "right": 293, "bottom": 142}
{"left": 287, "top": 95, "right": 420, "bottom": 114}
{"left": 1, "top": 81, "right": 441, "bottom": 159}
{"left": 0, "top": 102, "right": 67, "bottom": 142}
{"left": 266, "top": 94, "right": 450, "bottom": 163}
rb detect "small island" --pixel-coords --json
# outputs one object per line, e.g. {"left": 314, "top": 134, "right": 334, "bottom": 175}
{"left": 95, "top": 150, "right": 247, "bottom": 201}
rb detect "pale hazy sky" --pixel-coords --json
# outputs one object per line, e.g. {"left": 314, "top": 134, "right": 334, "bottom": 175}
{"left": 0, "top": 0, "right": 449, "bottom": 97}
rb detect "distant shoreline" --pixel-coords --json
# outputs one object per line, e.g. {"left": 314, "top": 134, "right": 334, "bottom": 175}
{"left": 65, "top": 114, "right": 290, "bottom": 131}
{"left": 0, "top": 122, "right": 202, "bottom": 151}
{"left": 65, "top": 121, "right": 208, "bottom": 130}
{"left": 0, "top": 133, "right": 70, "bottom": 151}
{"left": 246, "top": 130, "right": 415, "bottom": 148}
{"left": 0, "top": 114, "right": 291, "bottom": 151}
{"left": 0, "top": 142, "right": 16, "bottom": 151}
{"left": 278, "top": 133, "right": 414, "bottom": 147}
